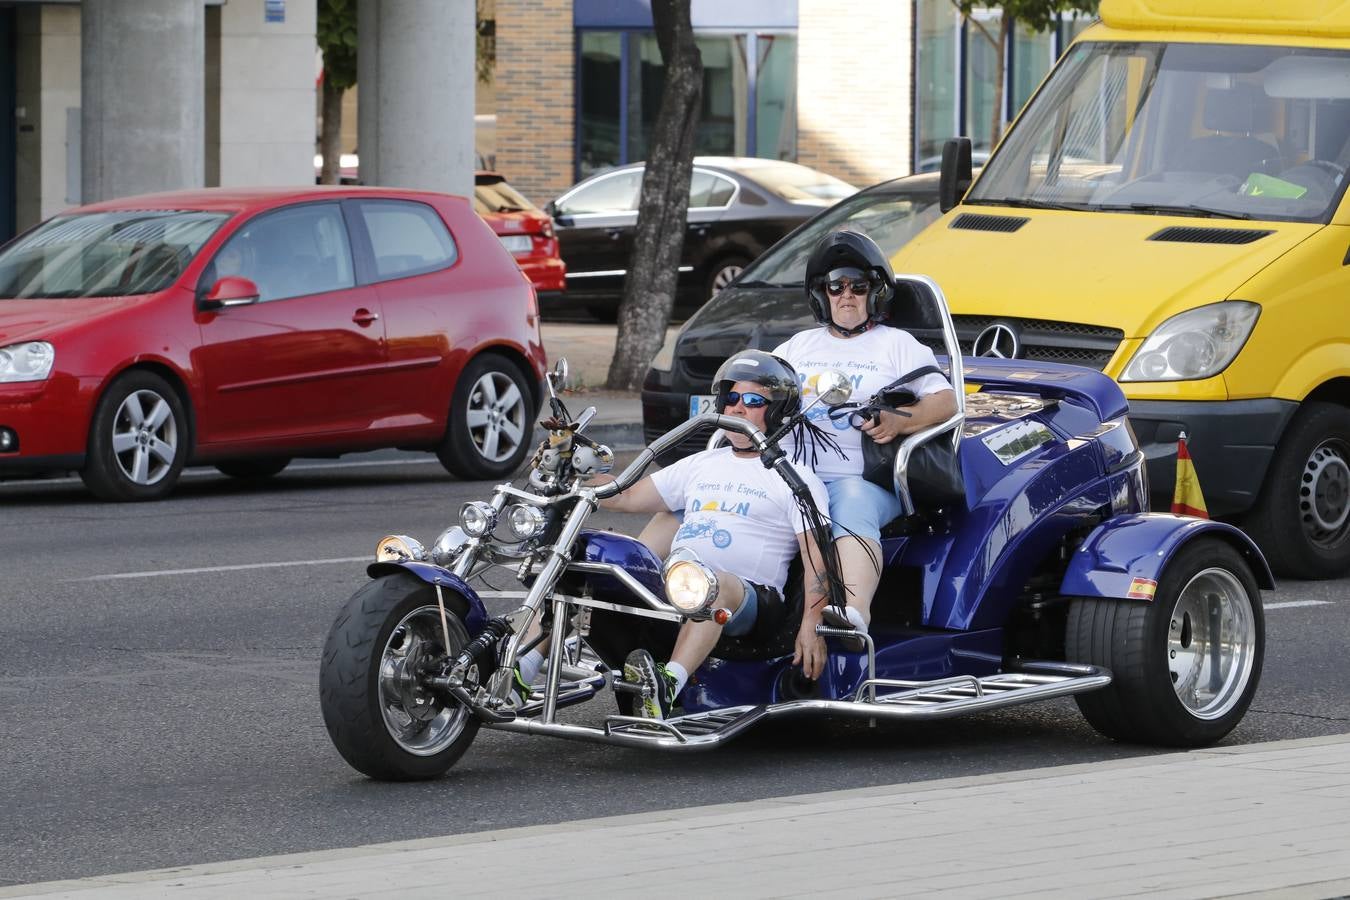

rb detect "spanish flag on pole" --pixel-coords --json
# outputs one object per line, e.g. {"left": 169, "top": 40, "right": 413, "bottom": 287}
{"left": 1171, "top": 431, "right": 1208, "bottom": 519}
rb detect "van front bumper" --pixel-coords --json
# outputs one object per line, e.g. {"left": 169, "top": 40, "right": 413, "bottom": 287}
{"left": 1127, "top": 398, "right": 1298, "bottom": 518}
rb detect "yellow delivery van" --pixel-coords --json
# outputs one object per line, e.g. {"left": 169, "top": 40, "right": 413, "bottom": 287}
{"left": 896, "top": 0, "right": 1350, "bottom": 578}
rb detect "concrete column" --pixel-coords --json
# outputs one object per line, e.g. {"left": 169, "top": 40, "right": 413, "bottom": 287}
{"left": 359, "top": 0, "right": 474, "bottom": 197}
{"left": 81, "top": 0, "right": 204, "bottom": 203}
{"left": 216, "top": 0, "right": 317, "bottom": 186}
{"left": 13, "top": 5, "right": 79, "bottom": 229}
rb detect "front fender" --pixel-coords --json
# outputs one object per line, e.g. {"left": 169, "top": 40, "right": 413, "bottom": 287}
{"left": 1060, "top": 513, "right": 1275, "bottom": 600}
{"left": 366, "top": 561, "right": 489, "bottom": 635}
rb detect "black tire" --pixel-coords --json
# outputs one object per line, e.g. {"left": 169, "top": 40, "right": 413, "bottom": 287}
{"left": 215, "top": 458, "right": 291, "bottom": 480}
{"left": 705, "top": 254, "right": 751, "bottom": 302}
{"left": 80, "top": 370, "right": 190, "bottom": 502}
{"left": 1243, "top": 402, "right": 1350, "bottom": 579}
{"left": 437, "top": 353, "right": 534, "bottom": 480}
{"left": 319, "top": 574, "right": 480, "bottom": 780}
{"left": 1066, "top": 538, "right": 1264, "bottom": 747}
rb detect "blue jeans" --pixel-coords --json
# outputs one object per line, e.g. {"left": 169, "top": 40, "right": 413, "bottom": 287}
{"left": 826, "top": 476, "right": 903, "bottom": 543}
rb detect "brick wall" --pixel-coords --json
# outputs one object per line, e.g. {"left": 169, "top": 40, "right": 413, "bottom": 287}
{"left": 797, "top": 0, "right": 913, "bottom": 189}
{"left": 497, "top": 0, "right": 575, "bottom": 205}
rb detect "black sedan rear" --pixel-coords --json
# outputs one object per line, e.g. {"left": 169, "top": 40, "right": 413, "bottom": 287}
{"left": 543, "top": 157, "right": 856, "bottom": 321}
{"left": 641, "top": 172, "right": 944, "bottom": 455}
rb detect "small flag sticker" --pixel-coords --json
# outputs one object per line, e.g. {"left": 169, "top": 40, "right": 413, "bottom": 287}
{"left": 1127, "top": 577, "right": 1158, "bottom": 600}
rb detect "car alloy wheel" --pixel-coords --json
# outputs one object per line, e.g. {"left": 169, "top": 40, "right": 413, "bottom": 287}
{"left": 467, "top": 370, "right": 527, "bottom": 463}
{"left": 110, "top": 389, "right": 180, "bottom": 486}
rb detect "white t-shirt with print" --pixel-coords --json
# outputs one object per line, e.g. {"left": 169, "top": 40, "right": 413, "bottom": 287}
{"left": 773, "top": 324, "right": 952, "bottom": 482}
{"left": 649, "top": 447, "right": 830, "bottom": 592}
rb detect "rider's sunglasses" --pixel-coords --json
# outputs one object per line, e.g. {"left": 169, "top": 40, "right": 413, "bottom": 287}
{"left": 826, "top": 278, "right": 871, "bottom": 297}
{"left": 720, "top": 390, "right": 771, "bottom": 409}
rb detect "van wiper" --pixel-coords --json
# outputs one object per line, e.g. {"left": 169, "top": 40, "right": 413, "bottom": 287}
{"left": 977, "top": 197, "right": 1088, "bottom": 212}
{"left": 1104, "top": 203, "right": 1252, "bottom": 220}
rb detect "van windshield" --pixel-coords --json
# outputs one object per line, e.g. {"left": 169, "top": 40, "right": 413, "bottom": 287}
{"left": 968, "top": 41, "right": 1350, "bottom": 224}
{"left": 0, "top": 210, "right": 227, "bottom": 299}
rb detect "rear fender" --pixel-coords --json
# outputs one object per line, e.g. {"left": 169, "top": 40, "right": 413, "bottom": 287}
{"left": 366, "top": 561, "right": 489, "bottom": 635}
{"left": 1060, "top": 513, "right": 1275, "bottom": 600}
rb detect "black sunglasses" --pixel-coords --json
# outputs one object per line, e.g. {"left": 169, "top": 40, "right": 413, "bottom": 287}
{"left": 720, "top": 390, "right": 770, "bottom": 409}
{"left": 826, "top": 278, "right": 872, "bottom": 297}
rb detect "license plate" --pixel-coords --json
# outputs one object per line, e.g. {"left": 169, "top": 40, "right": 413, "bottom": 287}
{"left": 498, "top": 234, "right": 532, "bottom": 254}
{"left": 689, "top": 394, "right": 716, "bottom": 419}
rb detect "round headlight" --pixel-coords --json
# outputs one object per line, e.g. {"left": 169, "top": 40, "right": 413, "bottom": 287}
{"left": 432, "top": 526, "right": 470, "bottom": 566}
{"left": 663, "top": 557, "right": 719, "bottom": 614}
{"left": 505, "top": 503, "right": 547, "bottom": 541}
{"left": 376, "top": 534, "right": 426, "bottom": 563}
{"left": 460, "top": 501, "right": 496, "bottom": 537}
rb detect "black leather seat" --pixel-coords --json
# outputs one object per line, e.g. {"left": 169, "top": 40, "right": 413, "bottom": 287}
{"left": 1175, "top": 83, "right": 1283, "bottom": 178}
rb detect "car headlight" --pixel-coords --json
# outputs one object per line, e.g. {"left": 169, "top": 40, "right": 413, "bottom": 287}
{"left": 432, "top": 526, "right": 470, "bottom": 566}
{"left": 460, "top": 501, "right": 497, "bottom": 537}
{"left": 1120, "top": 301, "right": 1260, "bottom": 382}
{"left": 504, "top": 503, "right": 547, "bottom": 541}
{"left": 0, "top": 341, "right": 55, "bottom": 383}
{"left": 376, "top": 534, "right": 426, "bottom": 563}
{"left": 662, "top": 548, "right": 719, "bottom": 614}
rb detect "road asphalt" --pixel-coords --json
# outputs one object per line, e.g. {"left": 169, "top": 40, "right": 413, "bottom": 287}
{"left": 7, "top": 733, "right": 1348, "bottom": 898}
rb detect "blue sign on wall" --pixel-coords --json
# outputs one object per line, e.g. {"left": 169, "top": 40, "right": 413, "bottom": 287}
{"left": 265, "top": 0, "right": 286, "bottom": 24}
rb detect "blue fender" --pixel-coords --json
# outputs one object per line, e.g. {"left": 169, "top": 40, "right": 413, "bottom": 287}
{"left": 576, "top": 530, "right": 666, "bottom": 601}
{"left": 366, "top": 561, "right": 489, "bottom": 636}
{"left": 1060, "top": 513, "right": 1275, "bottom": 600}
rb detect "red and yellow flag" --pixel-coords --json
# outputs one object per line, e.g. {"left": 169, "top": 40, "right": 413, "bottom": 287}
{"left": 1171, "top": 432, "right": 1208, "bottom": 519}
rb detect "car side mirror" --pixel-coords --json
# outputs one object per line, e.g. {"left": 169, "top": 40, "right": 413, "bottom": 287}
{"left": 199, "top": 276, "right": 260, "bottom": 311}
{"left": 543, "top": 199, "right": 557, "bottom": 217}
{"left": 939, "top": 137, "right": 973, "bottom": 213}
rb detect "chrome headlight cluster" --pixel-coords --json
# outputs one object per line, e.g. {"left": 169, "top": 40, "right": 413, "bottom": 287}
{"left": 0, "top": 341, "right": 55, "bottom": 383}
{"left": 1120, "top": 301, "right": 1259, "bottom": 382}
{"left": 459, "top": 501, "right": 497, "bottom": 537}
{"left": 432, "top": 526, "right": 470, "bottom": 565}
{"left": 504, "top": 503, "right": 547, "bottom": 541}
{"left": 662, "top": 548, "right": 719, "bottom": 614}
{"left": 375, "top": 534, "right": 426, "bottom": 563}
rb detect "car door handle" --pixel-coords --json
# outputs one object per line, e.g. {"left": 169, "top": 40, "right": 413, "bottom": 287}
{"left": 689, "top": 225, "right": 709, "bottom": 236}
{"left": 605, "top": 227, "right": 624, "bottom": 240}
{"left": 352, "top": 309, "right": 380, "bottom": 326}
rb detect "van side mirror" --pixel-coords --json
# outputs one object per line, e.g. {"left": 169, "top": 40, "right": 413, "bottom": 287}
{"left": 939, "top": 137, "right": 974, "bottom": 213}
{"left": 199, "top": 276, "right": 260, "bottom": 310}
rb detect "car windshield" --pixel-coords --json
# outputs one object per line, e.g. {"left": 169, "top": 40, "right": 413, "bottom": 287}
{"left": 474, "top": 179, "right": 537, "bottom": 215}
{"left": 0, "top": 210, "right": 228, "bottom": 299}
{"left": 968, "top": 41, "right": 1350, "bottom": 223}
{"left": 736, "top": 187, "right": 941, "bottom": 287}
{"left": 745, "top": 163, "right": 857, "bottom": 203}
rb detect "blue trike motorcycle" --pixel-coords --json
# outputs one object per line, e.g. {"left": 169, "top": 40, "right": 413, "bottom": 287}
{"left": 320, "top": 275, "right": 1268, "bottom": 781}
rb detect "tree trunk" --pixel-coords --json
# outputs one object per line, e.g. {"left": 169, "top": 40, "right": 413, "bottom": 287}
{"left": 989, "top": 16, "right": 1011, "bottom": 148}
{"left": 320, "top": 79, "right": 344, "bottom": 185}
{"left": 605, "top": 0, "right": 702, "bottom": 391}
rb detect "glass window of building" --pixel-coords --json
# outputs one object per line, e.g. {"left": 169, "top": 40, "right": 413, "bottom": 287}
{"left": 577, "top": 29, "right": 797, "bottom": 179}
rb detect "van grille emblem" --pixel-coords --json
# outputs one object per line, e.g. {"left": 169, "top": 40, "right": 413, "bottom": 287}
{"left": 973, "top": 323, "right": 1020, "bottom": 359}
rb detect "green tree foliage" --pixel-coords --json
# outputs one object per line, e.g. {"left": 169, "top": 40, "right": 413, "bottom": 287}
{"left": 950, "top": 0, "right": 1099, "bottom": 144}
{"left": 317, "top": 0, "right": 357, "bottom": 92}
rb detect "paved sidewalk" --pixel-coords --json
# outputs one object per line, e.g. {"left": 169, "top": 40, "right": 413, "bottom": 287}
{"left": 9, "top": 734, "right": 1350, "bottom": 899}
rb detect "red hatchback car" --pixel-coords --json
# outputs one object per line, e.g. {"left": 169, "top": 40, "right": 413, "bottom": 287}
{"left": 472, "top": 171, "right": 566, "bottom": 298}
{"left": 0, "top": 186, "right": 547, "bottom": 500}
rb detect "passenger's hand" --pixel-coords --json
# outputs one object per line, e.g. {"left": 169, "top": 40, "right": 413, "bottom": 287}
{"left": 860, "top": 408, "right": 910, "bottom": 444}
{"left": 794, "top": 623, "right": 827, "bottom": 680}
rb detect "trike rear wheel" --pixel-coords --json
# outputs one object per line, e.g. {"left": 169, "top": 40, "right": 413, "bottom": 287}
{"left": 1066, "top": 538, "right": 1264, "bottom": 747}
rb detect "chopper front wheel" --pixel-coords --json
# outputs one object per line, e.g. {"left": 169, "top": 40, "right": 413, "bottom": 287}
{"left": 320, "top": 574, "right": 480, "bottom": 780}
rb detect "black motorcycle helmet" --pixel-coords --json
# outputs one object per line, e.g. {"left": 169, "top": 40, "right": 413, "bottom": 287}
{"left": 711, "top": 350, "right": 802, "bottom": 435}
{"left": 805, "top": 230, "right": 897, "bottom": 334}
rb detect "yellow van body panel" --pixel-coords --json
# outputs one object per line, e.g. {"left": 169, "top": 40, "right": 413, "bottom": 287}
{"left": 1099, "top": 0, "right": 1350, "bottom": 38}
{"left": 1224, "top": 225, "right": 1350, "bottom": 400}
{"left": 893, "top": 210, "right": 1314, "bottom": 337}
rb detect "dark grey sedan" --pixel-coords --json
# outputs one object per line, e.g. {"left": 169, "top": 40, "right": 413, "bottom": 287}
{"left": 640, "top": 171, "right": 945, "bottom": 456}
{"left": 543, "top": 156, "right": 856, "bottom": 321}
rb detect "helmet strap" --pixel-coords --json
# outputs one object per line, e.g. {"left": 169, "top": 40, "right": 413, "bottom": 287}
{"left": 828, "top": 316, "right": 874, "bottom": 338}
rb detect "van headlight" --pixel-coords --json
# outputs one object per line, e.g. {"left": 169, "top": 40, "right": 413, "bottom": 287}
{"left": 376, "top": 534, "right": 426, "bottom": 563}
{"left": 662, "top": 548, "right": 719, "bottom": 614}
{"left": 460, "top": 501, "right": 496, "bottom": 537}
{"left": 0, "top": 341, "right": 55, "bottom": 383}
{"left": 1120, "top": 301, "right": 1260, "bottom": 382}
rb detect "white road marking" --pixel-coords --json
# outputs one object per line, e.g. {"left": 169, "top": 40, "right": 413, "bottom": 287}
{"left": 1264, "top": 600, "right": 1333, "bottom": 610}
{"left": 64, "top": 556, "right": 370, "bottom": 582}
{"left": 1, "top": 457, "right": 441, "bottom": 487}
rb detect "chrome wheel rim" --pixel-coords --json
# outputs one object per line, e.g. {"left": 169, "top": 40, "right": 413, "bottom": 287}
{"left": 1300, "top": 438, "right": 1350, "bottom": 549}
{"left": 465, "top": 371, "right": 526, "bottom": 463}
{"left": 378, "top": 605, "right": 469, "bottom": 756}
{"left": 711, "top": 264, "right": 743, "bottom": 297}
{"left": 110, "top": 389, "right": 178, "bottom": 486}
{"left": 1167, "top": 567, "right": 1258, "bottom": 720}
